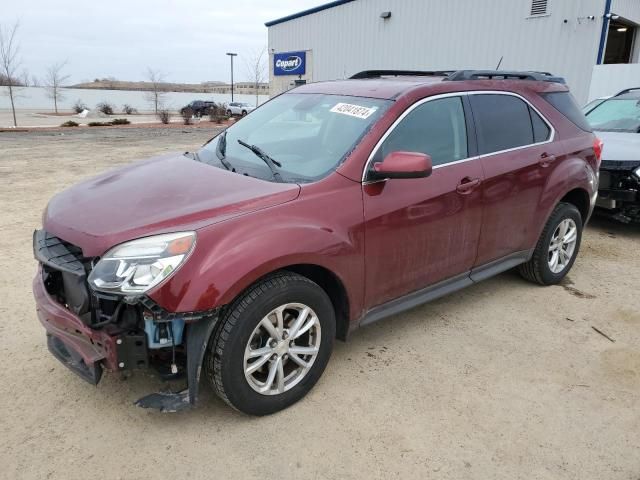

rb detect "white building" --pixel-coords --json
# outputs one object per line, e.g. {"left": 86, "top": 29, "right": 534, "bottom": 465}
{"left": 266, "top": 0, "right": 640, "bottom": 103}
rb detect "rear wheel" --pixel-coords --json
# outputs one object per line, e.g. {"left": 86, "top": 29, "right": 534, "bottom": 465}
{"left": 206, "top": 272, "right": 335, "bottom": 415}
{"left": 226, "top": 109, "right": 232, "bottom": 117}
{"left": 241, "top": 110, "right": 247, "bottom": 116}
{"left": 519, "top": 202, "right": 582, "bottom": 285}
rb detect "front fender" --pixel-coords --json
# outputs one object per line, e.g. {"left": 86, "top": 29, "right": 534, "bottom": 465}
{"left": 149, "top": 176, "right": 365, "bottom": 319}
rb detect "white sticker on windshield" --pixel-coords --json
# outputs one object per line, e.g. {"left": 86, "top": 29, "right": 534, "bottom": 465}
{"left": 330, "top": 103, "right": 377, "bottom": 119}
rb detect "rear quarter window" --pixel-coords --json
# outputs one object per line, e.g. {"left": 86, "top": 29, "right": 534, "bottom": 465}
{"left": 542, "top": 91, "right": 593, "bottom": 132}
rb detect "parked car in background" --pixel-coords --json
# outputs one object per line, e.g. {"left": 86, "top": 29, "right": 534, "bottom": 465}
{"left": 33, "top": 69, "right": 599, "bottom": 415}
{"left": 585, "top": 87, "right": 640, "bottom": 223}
{"left": 582, "top": 96, "right": 609, "bottom": 114}
{"left": 226, "top": 102, "right": 255, "bottom": 116}
{"left": 180, "top": 100, "right": 217, "bottom": 117}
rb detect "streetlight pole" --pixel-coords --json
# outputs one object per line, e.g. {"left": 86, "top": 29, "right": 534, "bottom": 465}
{"left": 226, "top": 52, "right": 238, "bottom": 102}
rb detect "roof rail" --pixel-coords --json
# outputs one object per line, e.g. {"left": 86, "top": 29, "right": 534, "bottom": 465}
{"left": 350, "top": 70, "right": 455, "bottom": 79}
{"left": 446, "top": 70, "right": 566, "bottom": 84}
{"left": 613, "top": 87, "right": 640, "bottom": 97}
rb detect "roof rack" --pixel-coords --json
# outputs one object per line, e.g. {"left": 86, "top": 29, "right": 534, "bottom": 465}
{"left": 350, "top": 70, "right": 455, "bottom": 79}
{"left": 446, "top": 70, "right": 566, "bottom": 84}
{"left": 350, "top": 69, "right": 566, "bottom": 84}
{"left": 613, "top": 87, "right": 640, "bottom": 97}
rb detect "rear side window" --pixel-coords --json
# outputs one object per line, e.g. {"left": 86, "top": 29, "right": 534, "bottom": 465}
{"left": 470, "top": 94, "right": 536, "bottom": 154}
{"left": 378, "top": 96, "right": 468, "bottom": 166}
{"left": 530, "top": 107, "right": 551, "bottom": 142}
{"left": 542, "top": 91, "right": 593, "bottom": 132}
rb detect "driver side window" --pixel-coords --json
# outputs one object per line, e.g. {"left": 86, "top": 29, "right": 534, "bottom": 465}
{"left": 378, "top": 96, "right": 468, "bottom": 167}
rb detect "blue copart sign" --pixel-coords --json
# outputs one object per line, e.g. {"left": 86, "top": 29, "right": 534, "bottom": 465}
{"left": 274, "top": 51, "right": 306, "bottom": 76}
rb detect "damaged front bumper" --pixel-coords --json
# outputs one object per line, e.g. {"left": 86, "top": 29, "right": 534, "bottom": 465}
{"left": 596, "top": 162, "right": 640, "bottom": 223}
{"left": 33, "top": 229, "right": 220, "bottom": 412}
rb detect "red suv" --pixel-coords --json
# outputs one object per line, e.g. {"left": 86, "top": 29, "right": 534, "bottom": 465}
{"left": 33, "top": 70, "right": 601, "bottom": 415}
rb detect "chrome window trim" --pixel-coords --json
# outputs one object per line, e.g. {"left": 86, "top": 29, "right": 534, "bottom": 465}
{"left": 361, "top": 90, "right": 556, "bottom": 183}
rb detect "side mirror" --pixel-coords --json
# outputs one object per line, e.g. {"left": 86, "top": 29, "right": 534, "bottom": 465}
{"left": 372, "top": 151, "right": 432, "bottom": 180}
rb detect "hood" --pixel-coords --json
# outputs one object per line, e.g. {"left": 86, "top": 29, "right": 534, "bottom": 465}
{"left": 44, "top": 153, "right": 300, "bottom": 256}
{"left": 596, "top": 131, "right": 640, "bottom": 162}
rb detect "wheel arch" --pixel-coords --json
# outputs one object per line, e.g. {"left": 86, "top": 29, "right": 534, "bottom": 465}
{"left": 284, "top": 264, "right": 350, "bottom": 341}
{"left": 225, "top": 263, "right": 351, "bottom": 341}
{"left": 559, "top": 187, "right": 591, "bottom": 224}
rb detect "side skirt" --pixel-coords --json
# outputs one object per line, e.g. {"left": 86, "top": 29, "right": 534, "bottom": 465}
{"left": 358, "top": 249, "right": 532, "bottom": 328}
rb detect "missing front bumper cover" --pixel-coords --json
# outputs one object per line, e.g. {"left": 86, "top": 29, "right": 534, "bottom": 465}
{"left": 47, "top": 334, "right": 103, "bottom": 385}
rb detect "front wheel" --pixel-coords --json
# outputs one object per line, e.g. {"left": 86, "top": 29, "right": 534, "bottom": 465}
{"left": 241, "top": 110, "right": 247, "bottom": 116}
{"left": 519, "top": 202, "right": 583, "bottom": 285}
{"left": 206, "top": 272, "right": 335, "bottom": 415}
{"left": 226, "top": 109, "right": 232, "bottom": 117}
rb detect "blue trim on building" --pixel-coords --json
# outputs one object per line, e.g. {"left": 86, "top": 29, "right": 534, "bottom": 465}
{"left": 597, "top": 0, "right": 613, "bottom": 64}
{"left": 265, "top": 0, "right": 357, "bottom": 27}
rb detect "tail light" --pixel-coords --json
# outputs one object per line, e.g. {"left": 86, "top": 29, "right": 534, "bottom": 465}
{"left": 593, "top": 137, "right": 603, "bottom": 164}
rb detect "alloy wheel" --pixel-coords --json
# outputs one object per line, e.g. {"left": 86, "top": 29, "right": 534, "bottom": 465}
{"left": 548, "top": 218, "right": 578, "bottom": 273}
{"left": 243, "top": 303, "right": 321, "bottom": 395}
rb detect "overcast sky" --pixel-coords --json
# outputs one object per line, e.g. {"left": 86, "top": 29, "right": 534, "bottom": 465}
{"left": 3, "top": 0, "right": 321, "bottom": 84}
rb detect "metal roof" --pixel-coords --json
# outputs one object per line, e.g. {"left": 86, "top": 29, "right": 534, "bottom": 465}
{"left": 265, "top": 0, "right": 357, "bottom": 27}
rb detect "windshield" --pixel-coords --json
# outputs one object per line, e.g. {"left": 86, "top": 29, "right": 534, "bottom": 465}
{"left": 585, "top": 97, "right": 640, "bottom": 132}
{"left": 198, "top": 93, "right": 391, "bottom": 182}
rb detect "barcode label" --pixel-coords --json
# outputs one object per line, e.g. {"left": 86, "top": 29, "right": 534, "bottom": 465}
{"left": 330, "top": 103, "right": 377, "bottom": 119}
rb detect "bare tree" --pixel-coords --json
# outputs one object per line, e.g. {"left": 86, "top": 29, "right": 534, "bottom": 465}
{"left": 244, "top": 47, "right": 267, "bottom": 107}
{"left": 20, "top": 69, "right": 30, "bottom": 87}
{"left": 144, "top": 67, "right": 166, "bottom": 114}
{"left": 44, "top": 61, "right": 70, "bottom": 114}
{"left": 0, "top": 21, "right": 22, "bottom": 127}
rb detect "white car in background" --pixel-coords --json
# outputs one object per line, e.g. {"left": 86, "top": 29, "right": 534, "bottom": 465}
{"left": 584, "top": 87, "right": 640, "bottom": 223}
{"left": 582, "top": 96, "right": 609, "bottom": 114}
{"left": 226, "top": 102, "right": 255, "bottom": 117}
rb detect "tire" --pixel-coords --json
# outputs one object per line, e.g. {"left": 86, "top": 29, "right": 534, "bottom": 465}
{"left": 206, "top": 272, "right": 335, "bottom": 415}
{"left": 226, "top": 109, "right": 232, "bottom": 117}
{"left": 241, "top": 110, "right": 247, "bottom": 116}
{"left": 519, "top": 202, "right": 583, "bottom": 285}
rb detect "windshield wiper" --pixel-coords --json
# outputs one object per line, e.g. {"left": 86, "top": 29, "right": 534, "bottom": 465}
{"left": 216, "top": 130, "right": 234, "bottom": 171}
{"left": 237, "top": 139, "right": 283, "bottom": 182}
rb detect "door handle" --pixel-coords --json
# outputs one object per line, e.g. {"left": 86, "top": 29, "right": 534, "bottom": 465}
{"left": 538, "top": 152, "right": 557, "bottom": 167}
{"left": 456, "top": 177, "right": 481, "bottom": 194}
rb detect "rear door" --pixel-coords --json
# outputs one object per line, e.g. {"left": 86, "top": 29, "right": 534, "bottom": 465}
{"left": 362, "top": 95, "right": 484, "bottom": 307}
{"left": 469, "top": 92, "right": 555, "bottom": 267}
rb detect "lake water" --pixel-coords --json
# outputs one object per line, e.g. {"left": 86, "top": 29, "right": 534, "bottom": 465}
{"left": 0, "top": 86, "right": 268, "bottom": 112}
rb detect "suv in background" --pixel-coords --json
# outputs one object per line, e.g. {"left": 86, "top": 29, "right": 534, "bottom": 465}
{"left": 33, "top": 69, "right": 600, "bottom": 415}
{"left": 584, "top": 87, "right": 640, "bottom": 223}
{"left": 226, "top": 102, "right": 255, "bottom": 116}
{"left": 180, "top": 100, "right": 217, "bottom": 117}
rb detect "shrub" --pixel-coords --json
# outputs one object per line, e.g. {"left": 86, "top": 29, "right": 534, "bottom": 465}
{"left": 96, "top": 102, "right": 114, "bottom": 115}
{"left": 157, "top": 109, "right": 171, "bottom": 124}
{"left": 88, "top": 121, "right": 112, "bottom": 127}
{"left": 181, "top": 107, "right": 194, "bottom": 125}
{"left": 209, "top": 103, "right": 228, "bottom": 124}
{"left": 122, "top": 104, "right": 137, "bottom": 114}
{"left": 72, "top": 100, "right": 87, "bottom": 114}
{"left": 61, "top": 120, "right": 79, "bottom": 127}
{"left": 111, "top": 118, "right": 131, "bottom": 125}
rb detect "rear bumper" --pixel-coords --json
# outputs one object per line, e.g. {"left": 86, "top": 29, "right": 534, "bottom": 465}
{"left": 33, "top": 266, "right": 119, "bottom": 375}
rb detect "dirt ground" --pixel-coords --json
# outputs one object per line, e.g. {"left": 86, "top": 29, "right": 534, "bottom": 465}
{"left": 1, "top": 127, "right": 639, "bottom": 480}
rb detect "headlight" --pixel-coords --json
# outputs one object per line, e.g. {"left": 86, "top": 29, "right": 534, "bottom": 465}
{"left": 88, "top": 232, "right": 196, "bottom": 294}
{"left": 634, "top": 165, "right": 640, "bottom": 179}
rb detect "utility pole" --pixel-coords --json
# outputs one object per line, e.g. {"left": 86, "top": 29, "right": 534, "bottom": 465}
{"left": 226, "top": 52, "right": 238, "bottom": 102}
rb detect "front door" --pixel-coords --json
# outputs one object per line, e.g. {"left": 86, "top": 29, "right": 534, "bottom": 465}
{"left": 362, "top": 95, "right": 484, "bottom": 308}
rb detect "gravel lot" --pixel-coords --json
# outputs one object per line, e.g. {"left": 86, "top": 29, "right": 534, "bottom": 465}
{"left": 1, "top": 127, "right": 639, "bottom": 480}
